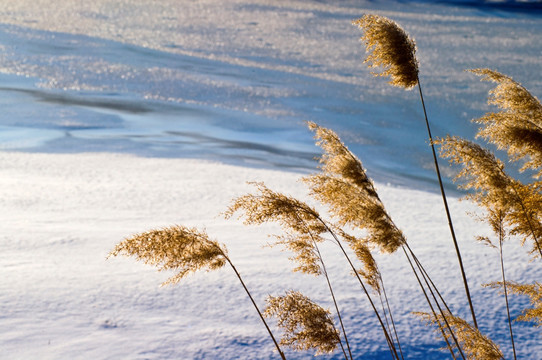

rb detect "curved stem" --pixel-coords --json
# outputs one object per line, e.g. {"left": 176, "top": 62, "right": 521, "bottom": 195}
{"left": 290, "top": 210, "right": 352, "bottom": 359}
{"left": 322, "top": 223, "right": 400, "bottom": 360}
{"left": 497, "top": 219, "right": 517, "bottom": 360}
{"left": 404, "top": 242, "right": 454, "bottom": 315}
{"left": 403, "top": 247, "right": 464, "bottom": 360}
{"left": 417, "top": 78, "right": 478, "bottom": 329}
{"left": 224, "top": 256, "right": 286, "bottom": 360}
{"left": 312, "top": 240, "right": 353, "bottom": 360}
{"left": 380, "top": 278, "right": 405, "bottom": 360}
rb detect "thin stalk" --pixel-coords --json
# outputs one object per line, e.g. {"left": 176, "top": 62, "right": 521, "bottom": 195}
{"left": 378, "top": 291, "right": 402, "bottom": 360}
{"left": 312, "top": 241, "right": 353, "bottom": 360}
{"left": 224, "top": 256, "right": 287, "bottom": 360}
{"left": 380, "top": 278, "right": 405, "bottom": 360}
{"left": 320, "top": 221, "right": 400, "bottom": 360}
{"left": 404, "top": 242, "right": 454, "bottom": 315}
{"left": 306, "top": 238, "right": 349, "bottom": 360}
{"left": 417, "top": 78, "right": 478, "bottom": 329}
{"left": 498, "top": 219, "right": 517, "bottom": 360}
{"left": 403, "top": 248, "right": 463, "bottom": 360}
{"left": 289, "top": 203, "right": 397, "bottom": 359}
{"left": 291, "top": 211, "right": 351, "bottom": 359}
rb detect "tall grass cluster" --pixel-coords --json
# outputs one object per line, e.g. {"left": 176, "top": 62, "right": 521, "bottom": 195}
{"left": 110, "top": 14, "right": 542, "bottom": 359}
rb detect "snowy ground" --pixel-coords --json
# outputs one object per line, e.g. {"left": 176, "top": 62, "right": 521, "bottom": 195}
{"left": 1, "top": 151, "right": 540, "bottom": 359}
{"left": 1, "top": 0, "right": 541, "bottom": 359}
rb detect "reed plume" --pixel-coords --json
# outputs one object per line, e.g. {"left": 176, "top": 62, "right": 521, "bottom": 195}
{"left": 487, "top": 281, "right": 542, "bottom": 327}
{"left": 470, "top": 69, "right": 542, "bottom": 178}
{"left": 264, "top": 291, "right": 341, "bottom": 355}
{"left": 109, "top": 225, "right": 286, "bottom": 359}
{"left": 225, "top": 181, "right": 354, "bottom": 358}
{"left": 439, "top": 136, "right": 542, "bottom": 258}
{"left": 305, "top": 123, "right": 448, "bottom": 359}
{"left": 353, "top": 14, "right": 418, "bottom": 89}
{"left": 109, "top": 225, "right": 227, "bottom": 286}
{"left": 338, "top": 230, "right": 381, "bottom": 293}
{"left": 417, "top": 311, "right": 504, "bottom": 360}
{"left": 304, "top": 122, "right": 405, "bottom": 254}
{"left": 301, "top": 122, "right": 403, "bottom": 358}
{"left": 224, "top": 181, "right": 327, "bottom": 275}
{"left": 438, "top": 137, "right": 509, "bottom": 194}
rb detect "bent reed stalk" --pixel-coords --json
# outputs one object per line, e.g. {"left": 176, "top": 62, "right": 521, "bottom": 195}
{"left": 224, "top": 183, "right": 354, "bottom": 359}
{"left": 353, "top": 13, "right": 478, "bottom": 329}
{"left": 109, "top": 226, "right": 286, "bottom": 360}
{"left": 306, "top": 122, "right": 466, "bottom": 358}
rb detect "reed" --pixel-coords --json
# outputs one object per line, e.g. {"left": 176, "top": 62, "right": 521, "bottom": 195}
{"left": 264, "top": 291, "right": 343, "bottom": 356}
{"left": 108, "top": 225, "right": 286, "bottom": 360}
{"left": 354, "top": 14, "right": 478, "bottom": 329}
{"left": 417, "top": 311, "right": 504, "bottom": 360}
{"left": 109, "top": 13, "right": 542, "bottom": 360}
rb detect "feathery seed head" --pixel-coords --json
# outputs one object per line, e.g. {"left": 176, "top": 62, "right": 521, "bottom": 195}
{"left": 306, "top": 174, "right": 405, "bottom": 253}
{"left": 339, "top": 231, "right": 381, "bottom": 292}
{"left": 470, "top": 68, "right": 542, "bottom": 177}
{"left": 437, "top": 136, "right": 511, "bottom": 204}
{"left": 438, "top": 135, "right": 542, "bottom": 256}
{"left": 305, "top": 123, "right": 405, "bottom": 253}
{"left": 487, "top": 281, "right": 542, "bottom": 327}
{"left": 224, "top": 182, "right": 327, "bottom": 275}
{"left": 417, "top": 311, "right": 504, "bottom": 360}
{"left": 224, "top": 182, "right": 325, "bottom": 235}
{"left": 353, "top": 14, "right": 419, "bottom": 89}
{"left": 109, "top": 225, "right": 227, "bottom": 286}
{"left": 264, "top": 291, "right": 340, "bottom": 355}
{"left": 273, "top": 233, "right": 323, "bottom": 275}
{"left": 471, "top": 69, "right": 542, "bottom": 117}
{"left": 307, "top": 121, "right": 371, "bottom": 190}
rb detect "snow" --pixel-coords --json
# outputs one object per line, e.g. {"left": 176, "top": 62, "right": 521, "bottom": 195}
{"left": 2, "top": 150, "right": 540, "bottom": 359}
{"left": 0, "top": 0, "right": 541, "bottom": 359}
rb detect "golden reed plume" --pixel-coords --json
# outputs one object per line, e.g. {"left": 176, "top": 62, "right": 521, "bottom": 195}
{"left": 438, "top": 136, "right": 513, "bottom": 206}
{"left": 470, "top": 68, "right": 542, "bottom": 178}
{"left": 264, "top": 291, "right": 341, "bottom": 355}
{"left": 109, "top": 225, "right": 227, "bottom": 286}
{"left": 304, "top": 122, "right": 405, "bottom": 254}
{"left": 338, "top": 230, "right": 382, "bottom": 293}
{"left": 353, "top": 13, "right": 480, "bottom": 328}
{"left": 487, "top": 281, "right": 542, "bottom": 327}
{"left": 417, "top": 311, "right": 504, "bottom": 360}
{"left": 439, "top": 121, "right": 542, "bottom": 258}
{"left": 110, "top": 224, "right": 287, "bottom": 359}
{"left": 353, "top": 14, "right": 419, "bottom": 89}
{"left": 224, "top": 181, "right": 327, "bottom": 275}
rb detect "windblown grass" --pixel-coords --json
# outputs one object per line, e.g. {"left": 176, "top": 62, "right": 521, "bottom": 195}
{"left": 110, "top": 13, "right": 542, "bottom": 360}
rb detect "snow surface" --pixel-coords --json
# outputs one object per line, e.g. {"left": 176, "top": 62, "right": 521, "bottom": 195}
{"left": 0, "top": 0, "right": 541, "bottom": 359}
{"left": 1, "top": 151, "right": 540, "bottom": 359}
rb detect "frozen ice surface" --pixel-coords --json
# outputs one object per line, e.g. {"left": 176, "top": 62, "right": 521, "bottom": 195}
{"left": 0, "top": 0, "right": 540, "bottom": 186}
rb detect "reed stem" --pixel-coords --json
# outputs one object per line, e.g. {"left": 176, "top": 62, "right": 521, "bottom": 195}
{"left": 224, "top": 257, "right": 287, "bottom": 360}
{"left": 417, "top": 78, "right": 478, "bottom": 329}
{"left": 380, "top": 279, "right": 405, "bottom": 360}
{"left": 312, "top": 241, "right": 353, "bottom": 360}
{"left": 497, "top": 219, "right": 517, "bottom": 360}
{"left": 320, "top": 220, "right": 401, "bottom": 360}
{"left": 403, "top": 247, "right": 464, "bottom": 360}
